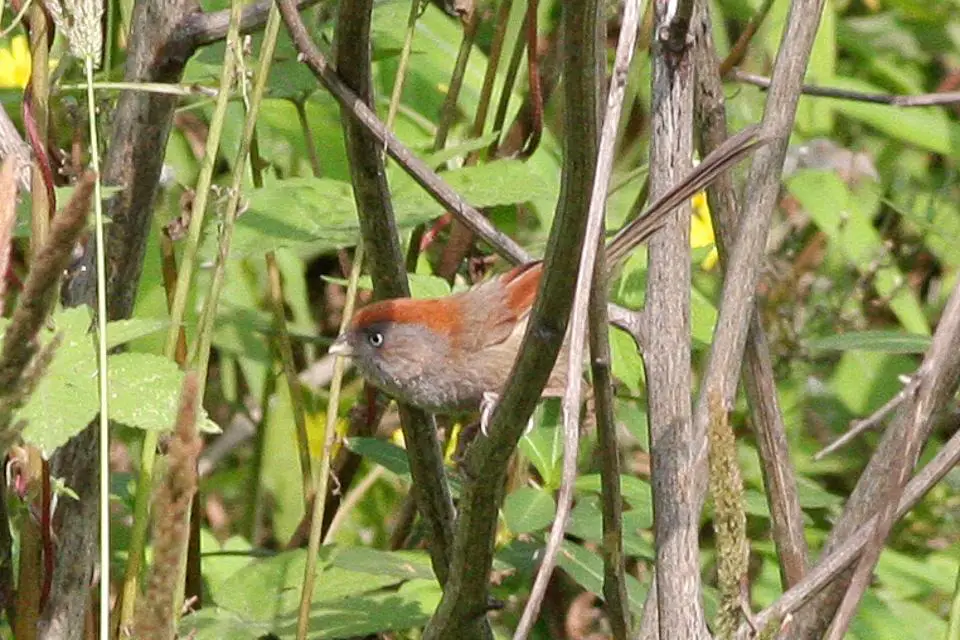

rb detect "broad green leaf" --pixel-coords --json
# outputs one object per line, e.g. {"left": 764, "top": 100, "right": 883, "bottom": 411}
{"left": 216, "top": 160, "right": 552, "bottom": 259}
{"left": 421, "top": 132, "right": 501, "bottom": 168}
{"left": 331, "top": 547, "right": 435, "bottom": 581}
{"left": 557, "top": 541, "right": 648, "bottom": 615}
{"left": 182, "top": 579, "right": 440, "bottom": 640}
{"left": 518, "top": 404, "right": 563, "bottom": 487}
{"left": 830, "top": 350, "right": 915, "bottom": 417}
{"left": 260, "top": 378, "right": 306, "bottom": 544}
{"left": 806, "top": 330, "right": 931, "bottom": 354}
{"left": 345, "top": 437, "right": 463, "bottom": 496}
{"left": 610, "top": 327, "right": 644, "bottom": 396}
{"left": 827, "top": 77, "right": 960, "bottom": 158}
{"left": 567, "top": 496, "right": 654, "bottom": 558}
{"left": 105, "top": 318, "right": 168, "bottom": 350}
{"left": 388, "top": 160, "right": 555, "bottom": 217}
{"left": 502, "top": 486, "right": 556, "bottom": 535}
{"left": 889, "top": 191, "right": 960, "bottom": 268}
{"left": 107, "top": 353, "right": 188, "bottom": 432}
{"left": 346, "top": 437, "right": 411, "bottom": 476}
{"left": 575, "top": 474, "right": 653, "bottom": 522}
{"left": 14, "top": 309, "right": 212, "bottom": 452}
{"left": 199, "top": 547, "right": 404, "bottom": 623}
{"left": 18, "top": 307, "right": 99, "bottom": 453}
{"left": 323, "top": 273, "right": 453, "bottom": 299}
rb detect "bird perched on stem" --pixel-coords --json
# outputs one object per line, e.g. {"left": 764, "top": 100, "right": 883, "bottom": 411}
{"left": 329, "top": 127, "right": 767, "bottom": 427}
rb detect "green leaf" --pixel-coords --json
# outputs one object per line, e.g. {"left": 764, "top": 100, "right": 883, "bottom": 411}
{"left": 421, "top": 132, "right": 501, "bottom": 168}
{"left": 322, "top": 273, "right": 453, "bottom": 299}
{"left": 556, "top": 541, "right": 648, "bottom": 616}
{"left": 345, "top": 437, "right": 411, "bottom": 476}
{"left": 518, "top": 405, "right": 563, "bottom": 487}
{"left": 567, "top": 496, "right": 654, "bottom": 558}
{"left": 576, "top": 474, "right": 653, "bottom": 522}
{"left": 806, "top": 330, "right": 931, "bottom": 354}
{"left": 826, "top": 77, "right": 960, "bottom": 158}
{"left": 331, "top": 547, "right": 435, "bottom": 581}
{"left": 14, "top": 308, "right": 217, "bottom": 452}
{"left": 104, "top": 318, "right": 168, "bottom": 350}
{"left": 502, "top": 486, "right": 556, "bottom": 535}
{"left": 183, "top": 577, "right": 440, "bottom": 640}
{"left": 216, "top": 160, "right": 553, "bottom": 260}
{"left": 16, "top": 308, "right": 98, "bottom": 452}
{"left": 107, "top": 353, "right": 188, "bottom": 432}
{"left": 389, "top": 159, "right": 555, "bottom": 216}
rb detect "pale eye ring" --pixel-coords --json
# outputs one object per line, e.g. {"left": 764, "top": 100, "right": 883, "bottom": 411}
{"left": 367, "top": 331, "right": 384, "bottom": 348}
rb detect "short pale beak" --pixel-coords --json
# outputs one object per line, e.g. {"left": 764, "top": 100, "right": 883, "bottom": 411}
{"left": 328, "top": 334, "right": 354, "bottom": 357}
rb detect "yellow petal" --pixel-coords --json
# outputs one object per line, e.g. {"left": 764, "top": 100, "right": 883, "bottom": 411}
{"left": 10, "top": 36, "right": 31, "bottom": 88}
{"left": 0, "top": 49, "right": 18, "bottom": 88}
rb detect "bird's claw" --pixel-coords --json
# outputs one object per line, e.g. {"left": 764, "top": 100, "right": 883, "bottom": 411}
{"left": 479, "top": 392, "right": 534, "bottom": 437}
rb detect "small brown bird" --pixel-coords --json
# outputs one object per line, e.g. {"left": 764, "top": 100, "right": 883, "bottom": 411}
{"left": 329, "top": 128, "right": 766, "bottom": 422}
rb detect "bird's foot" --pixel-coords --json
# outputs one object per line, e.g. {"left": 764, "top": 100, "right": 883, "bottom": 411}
{"left": 479, "top": 392, "right": 534, "bottom": 437}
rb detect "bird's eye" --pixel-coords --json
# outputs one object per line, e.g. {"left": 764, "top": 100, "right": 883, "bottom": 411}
{"left": 367, "top": 331, "right": 384, "bottom": 348}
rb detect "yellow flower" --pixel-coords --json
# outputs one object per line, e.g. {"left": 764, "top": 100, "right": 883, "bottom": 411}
{"left": 690, "top": 191, "right": 719, "bottom": 271}
{"left": 0, "top": 35, "right": 32, "bottom": 88}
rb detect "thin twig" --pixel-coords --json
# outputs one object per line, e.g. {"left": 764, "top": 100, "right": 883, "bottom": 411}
{"left": 814, "top": 374, "right": 919, "bottom": 460}
{"left": 266, "top": 251, "right": 313, "bottom": 508}
{"left": 717, "top": 0, "right": 775, "bottom": 76}
{"left": 322, "top": 465, "right": 386, "bottom": 544}
{"left": 513, "top": 1, "right": 640, "bottom": 636}
{"left": 731, "top": 68, "right": 960, "bottom": 107}
{"left": 383, "top": 0, "right": 425, "bottom": 144}
{"left": 433, "top": 11, "right": 480, "bottom": 152}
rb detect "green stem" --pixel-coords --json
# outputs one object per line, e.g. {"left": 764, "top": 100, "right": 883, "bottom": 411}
{"left": 116, "top": 0, "right": 244, "bottom": 630}
{"left": 85, "top": 54, "right": 110, "bottom": 640}
{"left": 384, "top": 0, "right": 424, "bottom": 137}
{"left": 265, "top": 251, "right": 312, "bottom": 507}
{"left": 296, "top": 240, "right": 364, "bottom": 640}
{"left": 187, "top": 2, "right": 284, "bottom": 387}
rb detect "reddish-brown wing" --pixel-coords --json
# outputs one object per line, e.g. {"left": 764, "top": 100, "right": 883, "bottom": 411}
{"left": 454, "top": 262, "right": 543, "bottom": 353}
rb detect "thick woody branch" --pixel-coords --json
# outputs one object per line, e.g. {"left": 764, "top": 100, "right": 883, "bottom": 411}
{"left": 170, "top": 0, "right": 324, "bottom": 53}
{"left": 421, "top": 3, "right": 602, "bottom": 638}
{"left": 52, "top": 0, "right": 198, "bottom": 634}
{"left": 639, "top": 5, "right": 701, "bottom": 639}
{"left": 688, "top": 0, "right": 824, "bottom": 581}
{"left": 332, "top": 0, "right": 457, "bottom": 591}
{"left": 691, "top": 0, "right": 808, "bottom": 588}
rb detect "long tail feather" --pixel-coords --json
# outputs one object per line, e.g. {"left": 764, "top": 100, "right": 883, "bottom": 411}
{"left": 605, "top": 125, "right": 768, "bottom": 265}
